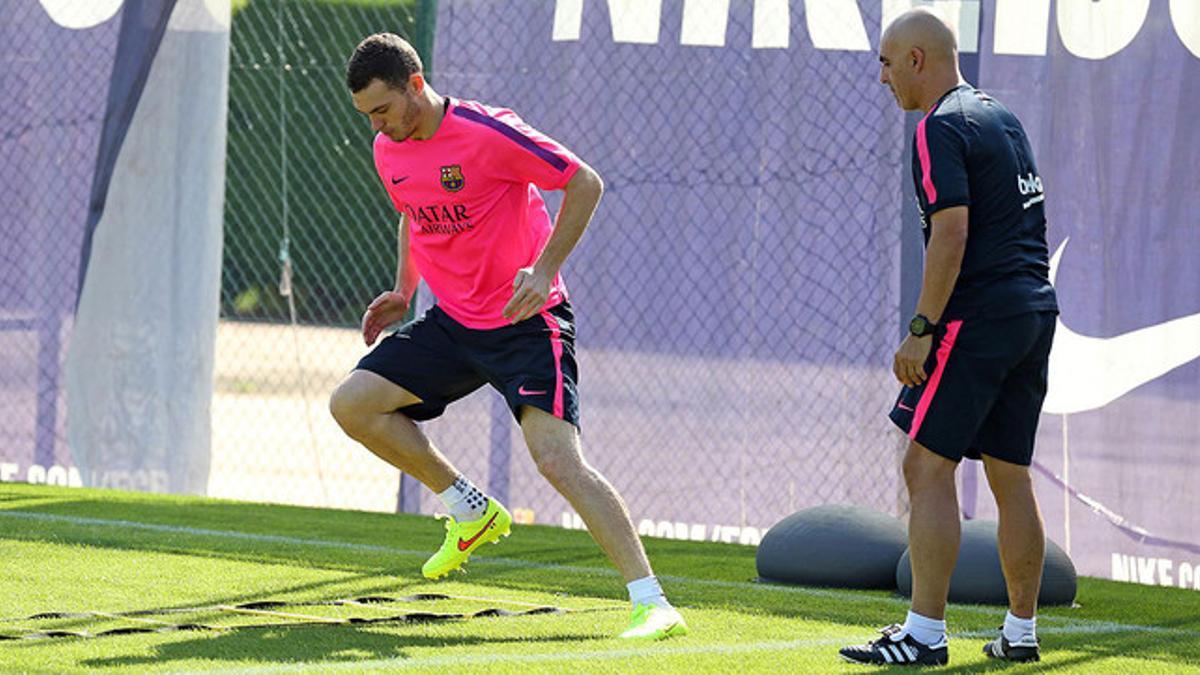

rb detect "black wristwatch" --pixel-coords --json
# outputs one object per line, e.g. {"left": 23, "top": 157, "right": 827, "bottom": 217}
{"left": 908, "top": 314, "right": 938, "bottom": 337}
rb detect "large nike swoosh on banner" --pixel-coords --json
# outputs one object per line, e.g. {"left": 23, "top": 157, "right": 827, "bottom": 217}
{"left": 1044, "top": 237, "right": 1200, "bottom": 414}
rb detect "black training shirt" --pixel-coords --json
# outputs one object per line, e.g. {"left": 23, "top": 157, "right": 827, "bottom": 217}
{"left": 911, "top": 84, "right": 1059, "bottom": 320}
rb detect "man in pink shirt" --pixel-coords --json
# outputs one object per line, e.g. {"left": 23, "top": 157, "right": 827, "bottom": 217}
{"left": 329, "top": 33, "right": 686, "bottom": 640}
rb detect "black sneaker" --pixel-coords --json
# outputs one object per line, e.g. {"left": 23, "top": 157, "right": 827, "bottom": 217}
{"left": 839, "top": 624, "right": 949, "bottom": 666}
{"left": 983, "top": 632, "right": 1040, "bottom": 662}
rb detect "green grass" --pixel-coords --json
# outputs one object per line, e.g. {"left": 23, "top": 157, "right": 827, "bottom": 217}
{"left": 1, "top": 484, "right": 1197, "bottom": 673}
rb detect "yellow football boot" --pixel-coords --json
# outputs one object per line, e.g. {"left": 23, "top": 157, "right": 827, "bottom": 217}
{"left": 618, "top": 603, "right": 689, "bottom": 640}
{"left": 421, "top": 498, "right": 512, "bottom": 580}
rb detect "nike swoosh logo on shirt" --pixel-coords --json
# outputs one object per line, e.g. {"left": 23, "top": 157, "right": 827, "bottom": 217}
{"left": 1044, "top": 237, "right": 1200, "bottom": 414}
{"left": 391, "top": 176, "right": 408, "bottom": 185}
{"left": 897, "top": 402, "right": 915, "bottom": 412}
{"left": 457, "top": 512, "right": 499, "bottom": 551}
{"left": 518, "top": 385, "right": 547, "bottom": 396}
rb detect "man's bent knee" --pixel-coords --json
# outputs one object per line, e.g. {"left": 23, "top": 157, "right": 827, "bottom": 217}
{"left": 329, "top": 370, "right": 421, "bottom": 438}
{"left": 521, "top": 407, "right": 589, "bottom": 486}
{"left": 903, "top": 442, "right": 958, "bottom": 492}
{"left": 982, "top": 455, "right": 1036, "bottom": 502}
{"left": 329, "top": 382, "right": 369, "bottom": 438}
{"left": 530, "top": 443, "right": 587, "bottom": 487}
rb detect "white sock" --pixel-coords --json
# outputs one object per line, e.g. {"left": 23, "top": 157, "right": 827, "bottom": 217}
{"left": 626, "top": 575, "right": 671, "bottom": 609}
{"left": 902, "top": 610, "right": 946, "bottom": 646}
{"left": 1003, "top": 610, "right": 1036, "bottom": 643}
{"left": 437, "top": 475, "right": 488, "bottom": 521}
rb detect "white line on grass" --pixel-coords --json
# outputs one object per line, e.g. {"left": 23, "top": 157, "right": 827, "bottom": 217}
{"left": 3, "top": 510, "right": 1194, "bottom": 638}
{"left": 1, "top": 510, "right": 423, "bottom": 555}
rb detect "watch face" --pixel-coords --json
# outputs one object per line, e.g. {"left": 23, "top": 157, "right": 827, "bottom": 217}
{"left": 910, "top": 316, "right": 928, "bottom": 335}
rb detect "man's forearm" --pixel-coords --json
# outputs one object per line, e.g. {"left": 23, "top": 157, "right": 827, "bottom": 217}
{"left": 915, "top": 208, "right": 968, "bottom": 324}
{"left": 533, "top": 165, "right": 603, "bottom": 277}
{"left": 394, "top": 263, "right": 419, "bottom": 301}
{"left": 393, "top": 215, "right": 419, "bottom": 300}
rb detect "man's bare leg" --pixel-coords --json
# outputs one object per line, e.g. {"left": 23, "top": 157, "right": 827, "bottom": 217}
{"left": 329, "top": 370, "right": 458, "bottom": 490}
{"left": 519, "top": 406, "right": 651, "bottom": 582}
{"left": 982, "top": 453, "right": 1044, "bottom": 658}
{"left": 519, "top": 407, "right": 686, "bottom": 639}
{"left": 982, "top": 455, "right": 1044, "bottom": 619}
{"left": 904, "top": 441, "right": 961, "bottom": 621}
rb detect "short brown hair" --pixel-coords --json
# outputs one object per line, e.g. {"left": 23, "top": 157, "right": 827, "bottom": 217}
{"left": 345, "top": 33, "right": 422, "bottom": 92}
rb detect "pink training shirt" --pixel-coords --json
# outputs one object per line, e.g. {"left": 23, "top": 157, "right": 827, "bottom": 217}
{"left": 373, "top": 97, "right": 581, "bottom": 329}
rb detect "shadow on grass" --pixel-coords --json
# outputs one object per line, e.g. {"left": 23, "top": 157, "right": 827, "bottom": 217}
{"left": 0, "top": 489, "right": 64, "bottom": 508}
{"left": 831, "top": 611, "right": 1200, "bottom": 673}
{"left": 931, "top": 623, "right": 1200, "bottom": 673}
{"left": 0, "top": 573, "right": 431, "bottom": 640}
{"left": 73, "top": 624, "right": 604, "bottom": 669}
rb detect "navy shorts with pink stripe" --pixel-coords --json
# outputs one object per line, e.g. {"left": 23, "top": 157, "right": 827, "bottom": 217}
{"left": 356, "top": 302, "right": 580, "bottom": 427}
{"left": 889, "top": 311, "right": 1056, "bottom": 466}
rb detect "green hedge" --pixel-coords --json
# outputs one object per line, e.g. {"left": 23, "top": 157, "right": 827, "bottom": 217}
{"left": 222, "top": 0, "right": 434, "bottom": 326}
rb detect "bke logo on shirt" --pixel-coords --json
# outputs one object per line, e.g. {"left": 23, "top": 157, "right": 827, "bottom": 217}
{"left": 1016, "top": 172, "right": 1043, "bottom": 195}
{"left": 440, "top": 164, "right": 465, "bottom": 192}
{"left": 1017, "top": 172, "right": 1045, "bottom": 210}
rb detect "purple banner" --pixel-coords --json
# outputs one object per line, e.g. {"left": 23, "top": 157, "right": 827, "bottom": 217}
{"left": 971, "top": 0, "right": 1200, "bottom": 590}
{"left": 1, "top": 3, "right": 123, "bottom": 483}
{"left": 1, "top": 1, "right": 177, "bottom": 488}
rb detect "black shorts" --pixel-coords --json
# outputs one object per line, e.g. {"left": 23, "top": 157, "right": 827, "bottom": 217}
{"left": 356, "top": 302, "right": 580, "bottom": 427}
{"left": 889, "top": 311, "right": 1056, "bottom": 465}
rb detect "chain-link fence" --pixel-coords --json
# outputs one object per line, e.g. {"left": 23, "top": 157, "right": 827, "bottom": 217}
{"left": 214, "top": 0, "right": 433, "bottom": 511}
{"left": 424, "top": 2, "right": 910, "bottom": 542}
{"left": 215, "top": 0, "right": 911, "bottom": 539}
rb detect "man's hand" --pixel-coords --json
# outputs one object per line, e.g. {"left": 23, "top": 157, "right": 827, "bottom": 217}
{"left": 893, "top": 334, "right": 933, "bottom": 387}
{"left": 361, "top": 291, "right": 410, "bottom": 346}
{"left": 502, "top": 267, "right": 551, "bottom": 324}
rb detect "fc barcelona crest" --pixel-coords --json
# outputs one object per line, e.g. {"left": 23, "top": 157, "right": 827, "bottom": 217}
{"left": 440, "top": 164, "right": 465, "bottom": 192}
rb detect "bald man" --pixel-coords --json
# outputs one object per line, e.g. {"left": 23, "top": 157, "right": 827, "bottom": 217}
{"left": 839, "top": 10, "right": 1058, "bottom": 666}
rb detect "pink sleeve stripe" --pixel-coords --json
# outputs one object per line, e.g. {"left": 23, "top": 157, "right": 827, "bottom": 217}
{"left": 453, "top": 107, "right": 571, "bottom": 172}
{"left": 908, "top": 319, "right": 963, "bottom": 440}
{"left": 540, "top": 311, "right": 565, "bottom": 419}
{"left": 916, "top": 113, "right": 938, "bottom": 203}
